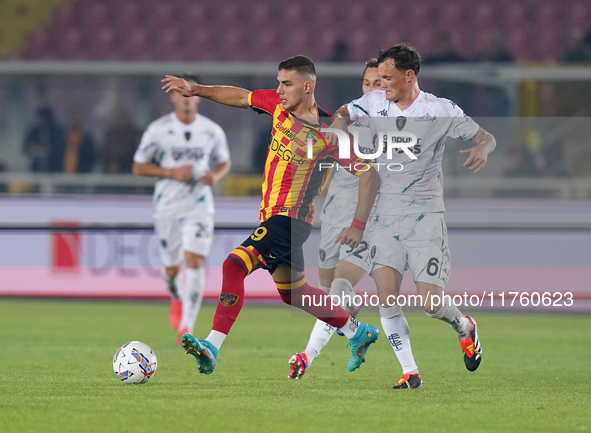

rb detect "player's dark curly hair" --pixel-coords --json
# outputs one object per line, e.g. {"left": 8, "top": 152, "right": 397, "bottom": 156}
{"left": 278, "top": 55, "right": 316, "bottom": 76}
{"left": 377, "top": 43, "right": 421, "bottom": 76}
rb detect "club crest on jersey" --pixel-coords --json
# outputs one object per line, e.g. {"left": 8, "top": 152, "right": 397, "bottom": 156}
{"left": 396, "top": 116, "right": 406, "bottom": 131}
{"left": 184, "top": 132, "right": 191, "bottom": 141}
{"left": 219, "top": 293, "right": 239, "bottom": 307}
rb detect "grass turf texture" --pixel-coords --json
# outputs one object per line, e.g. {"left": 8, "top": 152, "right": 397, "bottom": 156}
{"left": 0, "top": 299, "right": 589, "bottom": 433}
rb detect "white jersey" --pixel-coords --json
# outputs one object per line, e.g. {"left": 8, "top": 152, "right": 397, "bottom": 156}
{"left": 134, "top": 112, "right": 230, "bottom": 218}
{"left": 321, "top": 122, "right": 376, "bottom": 227}
{"left": 347, "top": 90, "right": 479, "bottom": 215}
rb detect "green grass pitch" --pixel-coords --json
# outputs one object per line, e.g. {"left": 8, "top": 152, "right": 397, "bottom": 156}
{"left": 0, "top": 299, "right": 589, "bottom": 433}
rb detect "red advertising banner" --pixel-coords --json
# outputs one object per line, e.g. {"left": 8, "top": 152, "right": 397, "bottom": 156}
{"left": 51, "top": 221, "right": 81, "bottom": 273}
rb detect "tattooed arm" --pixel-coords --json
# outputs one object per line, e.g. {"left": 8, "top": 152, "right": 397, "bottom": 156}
{"left": 460, "top": 127, "right": 497, "bottom": 173}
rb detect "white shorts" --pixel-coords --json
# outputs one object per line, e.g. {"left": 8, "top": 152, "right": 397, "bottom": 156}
{"left": 369, "top": 212, "right": 450, "bottom": 288}
{"left": 154, "top": 214, "right": 214, "bottom": 267}
{"left": 318, "top": 221, "right": 372, "bottom": 272}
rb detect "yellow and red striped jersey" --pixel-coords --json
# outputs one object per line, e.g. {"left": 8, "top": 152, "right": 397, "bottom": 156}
{"left": 248, "top": 89, "right": 369, "bottom": 224}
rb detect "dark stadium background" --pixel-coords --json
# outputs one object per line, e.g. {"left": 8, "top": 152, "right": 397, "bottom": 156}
{"left": 0, "top": 0, "right": 589, "bottom": 309}
{"left": 0, "top": 2, "right": 590, "bottom": 433}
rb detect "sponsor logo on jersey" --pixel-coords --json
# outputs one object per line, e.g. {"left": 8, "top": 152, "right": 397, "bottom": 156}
{"left": 270, "top": 138, "right": 306, "bottom": 165}
{"left": 171, "top": 147, "right": 204, "bottom": 161}
{"left": 415, "top": 113, "right": 437, "bottom": 122}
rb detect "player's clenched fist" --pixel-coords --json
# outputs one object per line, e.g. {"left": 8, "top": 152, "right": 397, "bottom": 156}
{"left": 161, "top": 75, "right": 194, "bottom": 96}
{"left": 202, "top": 170, "right": 219, "bottom": 186}
{"left": 168, "top": 165, "right": 193, "bottom": 182}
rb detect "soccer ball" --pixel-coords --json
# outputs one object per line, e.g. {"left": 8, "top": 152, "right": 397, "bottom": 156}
{"left": 112, "top": 341, "right": 157, "bottom": 384}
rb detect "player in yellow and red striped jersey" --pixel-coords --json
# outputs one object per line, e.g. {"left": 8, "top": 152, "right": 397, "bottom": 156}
{"left": 162, "top": 56, "right": 380, "bottom": 376}
{"left": 248, "top": 88, "right": 362, "bottom": 224}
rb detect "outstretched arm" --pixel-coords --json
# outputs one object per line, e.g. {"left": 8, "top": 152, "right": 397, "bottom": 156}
{"left": 325, "top": 104, "right": 353, "bottom": 146}
{"left": 460, "top": 127, "right": 497, "bottom": 173}
{"left": 161, "top": 75, "right": 250, "bottom": 109}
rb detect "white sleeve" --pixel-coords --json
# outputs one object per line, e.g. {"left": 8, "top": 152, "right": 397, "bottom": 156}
{"left": 346, "top": 93, "right": 372, "bottom": 124}
{"left": 444, "top": 99, "right": 480, "bottom": 141}
{"left": 133, "top": 126, "right": 159, "bottom": 164}
{"left": 210, "top": 125, "right": 230, "bottom": 165}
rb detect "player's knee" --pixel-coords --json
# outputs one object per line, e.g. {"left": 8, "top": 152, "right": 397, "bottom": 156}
{"left": 163, "top": 265, "right": 181, "bottom": 278}
{"left": 186, "top": 255, "right": 204, "bottom": 269}
{"left": 222, "top": 256, "right": 236, "bottom": 271}
{"left": 423, "top": 303, "right": 442, "bottom": 316}
{"left": 379, "top": 304, "right": 402, "bottom": 319}
{"left": 329, "top": 277, "right": 354, "bottom": 297}
{"left": 225, "top": 247, "right": 257, "bottom": 276}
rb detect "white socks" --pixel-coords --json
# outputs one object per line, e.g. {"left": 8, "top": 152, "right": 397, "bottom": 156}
{"left": 302, "top": 283, "right": 334, "bottom": 366}
{"left": 179, "top": 268, "right": 205, "bottom": 333}
{"left": 301, "top": 279, "right": 360, "bottom": 365}
{"left": 379, "top": 301, "right": 471, "bottom": 376}
{"left": 425, "top": 303, "right": 471, "bottom": 339}
{"left": 380, "top": 305, "right": 419, "bottom": 375}
{"left": 206, "top": 330, "right": 226, "bottom": 351}
{"left": 329, "top": 278, "right": 356, "bottom": 310}
{"left": 304, "top": 319, "right": 336, "bottom": 366}
{"left": 161, "top": 268, "right": 182, "bottom": 300}
{"left": 338, "top": 317, "right": 360, "bottom": 339}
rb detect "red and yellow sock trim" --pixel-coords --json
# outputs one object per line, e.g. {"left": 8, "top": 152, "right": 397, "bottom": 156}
{"left": 275, "top": 275, "right": 307, "bottom": 296}
{"left": 228, "top": 247, "right": 257, "bottom": 276}
{"left": 245, "top": 245, "right": 265, "bottom": 266}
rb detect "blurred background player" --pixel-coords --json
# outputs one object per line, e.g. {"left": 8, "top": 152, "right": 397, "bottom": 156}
{"left": 161, "top": 55, "right": 380, "bottom": 375}
{"left": 330, "top": 43, "right": 496, "bottom": 389}
{"left": 288, "top": 58, "right": 381, "bottom": 379}
{"left": 132, "top": 74, "right": 231, "bottom": 344}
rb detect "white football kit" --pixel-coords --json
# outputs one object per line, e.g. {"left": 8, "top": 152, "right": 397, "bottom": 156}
{"left": 318, "top": 123, "right": 375, "bottom": 272}
{"left": 347, "top": 90, "right": 479, "bottom": 287}
{"left": 134, "top": 112, "right": 230, "bottom": 266}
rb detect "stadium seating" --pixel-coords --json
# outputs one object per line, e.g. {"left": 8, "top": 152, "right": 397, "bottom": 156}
{"left": 88, "top": 27, "right": 117, "bottom": 60}
{"left": 81, "top": 2, "right": 110, "bottom": 33}
{"left": 51, "top": 2, "right": 78, "bottom": 29}
{"left": 10, "top": 0, "right": 591, "bottom": 62}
